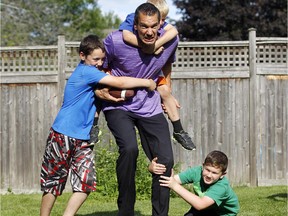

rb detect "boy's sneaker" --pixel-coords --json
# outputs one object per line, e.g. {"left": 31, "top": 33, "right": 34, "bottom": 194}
{"left": 89, "top": 125, "right": 101, "bottom": 145}
{"left": 173, "top": 130, "right": 196, "bottom": 151}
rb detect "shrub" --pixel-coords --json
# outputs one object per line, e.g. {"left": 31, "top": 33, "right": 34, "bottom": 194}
{"left": 91, "top": 137, "right": 180, "bottom": 200}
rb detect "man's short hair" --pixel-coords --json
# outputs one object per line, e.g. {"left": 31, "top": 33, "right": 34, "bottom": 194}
{"left": 134, "top": 3, "right": 161, "bottom": 25}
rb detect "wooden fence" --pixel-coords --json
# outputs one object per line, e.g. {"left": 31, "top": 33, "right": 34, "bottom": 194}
{"left": 0, "top": 29, "right": 287, "bottom": 194}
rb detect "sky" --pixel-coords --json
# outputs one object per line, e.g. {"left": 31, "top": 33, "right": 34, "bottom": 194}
{"left": 97, "top": 0, "right": 182, "bottom": 21}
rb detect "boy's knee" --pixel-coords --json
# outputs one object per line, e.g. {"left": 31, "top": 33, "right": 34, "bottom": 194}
{"left": 157, "top": 85, "right": 171, "bottom": 99}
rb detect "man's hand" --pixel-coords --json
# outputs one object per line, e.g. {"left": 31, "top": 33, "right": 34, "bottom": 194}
{"left": 95, "top": 87, "right": 125, "bottom": 102}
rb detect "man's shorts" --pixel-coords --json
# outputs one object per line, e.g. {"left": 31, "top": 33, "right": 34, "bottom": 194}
{"left": 40, "top": 128, "right": 96, "bottom": 196}
{"left": 157, "top": 76, "right": 167, "bottom": 86}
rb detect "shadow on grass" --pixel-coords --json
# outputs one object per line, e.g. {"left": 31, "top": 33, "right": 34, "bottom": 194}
{"left": 77, "top": 210, "right": 147, "bottom": 216}
{"left": 267, "top": 193, "right": 288, "bottom": 202}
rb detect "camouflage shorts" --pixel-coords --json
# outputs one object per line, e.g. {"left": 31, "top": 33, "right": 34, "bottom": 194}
{"left": 40, "top": 128, "right": 96, "bottom": 196}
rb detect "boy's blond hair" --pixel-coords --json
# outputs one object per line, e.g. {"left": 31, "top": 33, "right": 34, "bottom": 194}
{"left": 147, "top": 0, "right": 169, "bottom": 17}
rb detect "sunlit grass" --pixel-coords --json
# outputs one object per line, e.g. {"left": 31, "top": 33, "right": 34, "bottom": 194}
{"left": 1, "top": 186, "right": 287, "bottom": 216}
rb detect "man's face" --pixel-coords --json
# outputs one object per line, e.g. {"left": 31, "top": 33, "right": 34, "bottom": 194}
{"left": 134, "top": 12, "right": 160, "bottom": 46}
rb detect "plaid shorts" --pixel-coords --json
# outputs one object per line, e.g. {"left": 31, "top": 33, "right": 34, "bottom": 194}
{"left": 40, "top": 128, "right": 96, "bottom": 196}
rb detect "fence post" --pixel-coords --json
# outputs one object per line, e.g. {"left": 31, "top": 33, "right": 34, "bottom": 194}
{"left": 57, "top": 35, "right": 66, "bottom": 109}
{"left": 248, "top": 28, "right": 258, "bottom": 186}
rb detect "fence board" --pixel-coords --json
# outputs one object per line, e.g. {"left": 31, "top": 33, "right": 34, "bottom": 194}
{"left": 257, "top": 75, "right": 288, "bottom": 185}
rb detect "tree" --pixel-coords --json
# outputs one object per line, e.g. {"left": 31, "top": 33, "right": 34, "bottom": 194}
{"left": 172, "top": 0, "right": 287, "bottom": 41}
{"left": 1, "top": 0, "right": 122, "bottom": 46}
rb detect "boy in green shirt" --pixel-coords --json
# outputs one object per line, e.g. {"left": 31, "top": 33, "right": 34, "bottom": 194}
{"left": 157, "top": 150, "right": 239, "bottom": 215}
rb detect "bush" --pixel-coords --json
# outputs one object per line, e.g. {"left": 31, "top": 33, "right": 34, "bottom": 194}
{"left": 91, "top": 138, "right": 180, "bottom": 200}
{"left": 93, "top": 142, "right": 119, "bottom": 198}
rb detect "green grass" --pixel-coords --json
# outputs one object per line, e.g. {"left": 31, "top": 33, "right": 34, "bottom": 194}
{"left": 1, "top": 186, "right": 287, "bottom": 215}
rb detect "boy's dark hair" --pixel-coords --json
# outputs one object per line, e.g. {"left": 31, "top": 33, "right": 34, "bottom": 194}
{"left": 79, "top": 35, "right": 105, "bottom": 56}
{"left": 134, "top": 3, "right": 160, "bottom": 25}
{"left": 204, "top": 150, "right": 228, "bottom": 173}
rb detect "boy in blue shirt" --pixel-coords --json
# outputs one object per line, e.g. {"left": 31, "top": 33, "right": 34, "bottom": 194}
{"left": 40, "top": 34, "right": 156, "bottom": 216}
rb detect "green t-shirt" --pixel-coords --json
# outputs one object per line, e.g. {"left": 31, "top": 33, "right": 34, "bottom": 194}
{"left": 179, "top": 165, "right": 240, "bottom": 216}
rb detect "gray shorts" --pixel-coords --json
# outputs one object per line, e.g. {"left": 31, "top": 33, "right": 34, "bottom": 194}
{"left": 40, "top": 129, "right": 96, "bottom": 196}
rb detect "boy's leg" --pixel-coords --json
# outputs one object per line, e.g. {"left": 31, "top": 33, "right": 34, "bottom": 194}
{"left": 40, "top": 129, "right": 72, "bottom": 215}
{"left": 64, "top": 140, "right": 96, "bottom": 215}
{"left": 40, "top": 192, "right": 56, "bottom": 216}
{"left": 157, "top": 85, "right": 196, "bottom": 150}
{"left": 184, "top": 207, "right": 219, "bottom": 216}
{"left": 157, "top": 84, "right": 180, "bottom": 122}
{"left": 63, "top": 192, "right": 89, "bottom": 216}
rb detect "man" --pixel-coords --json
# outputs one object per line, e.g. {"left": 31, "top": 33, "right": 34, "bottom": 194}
{"left": 98, "top": 3, "right": 178, "bottom": 216}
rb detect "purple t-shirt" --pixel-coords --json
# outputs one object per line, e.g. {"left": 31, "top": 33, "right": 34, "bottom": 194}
{"left": 102, "top": 29, "right": 178, "bottom": 117}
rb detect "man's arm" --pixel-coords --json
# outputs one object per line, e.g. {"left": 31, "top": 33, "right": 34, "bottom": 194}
{"left": 95, "top": 87, "right": 124, "bottom": 102}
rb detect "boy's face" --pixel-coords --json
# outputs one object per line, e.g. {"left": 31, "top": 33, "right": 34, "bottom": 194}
{"left": 80, "top": 48, "right": 105, "bottom": 69}
{"left": 160, "top": 14, "right": 167, "bottom": 27}
{"left": 134, "top": 12, "right": 160, "bottom": 46}
{"left": 202, "top": 164, "right": 225, "bottom": 185}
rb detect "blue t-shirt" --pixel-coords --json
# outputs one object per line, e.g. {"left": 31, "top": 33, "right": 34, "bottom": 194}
{"left": 119, "top": 13, "right": 168, "bottom": 32}
{"left": 52, "top": 62, "right": 107, "bottom": 140}
{"left": 179, "top": 166, "right": 240, "bottom": 216}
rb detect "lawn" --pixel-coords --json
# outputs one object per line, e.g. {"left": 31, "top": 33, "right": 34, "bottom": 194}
{"left": 0, "top": 186, "right": 287, "bottom": 215}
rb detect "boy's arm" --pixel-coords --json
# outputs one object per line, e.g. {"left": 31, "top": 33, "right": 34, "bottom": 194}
{"left": 170, "top": 181, "right": 215, "bottom": 210}
{"left": 95, "top": 76, "right": 156, "bottom": 102}
{"left": 123, "top": 30, "right": 140, "bottom": 47}
{"left": 160, "top": 172, "right": 215, "bottom": 210}
{"left": 123, "top": 24, "right": 178, "bottom": 55}
{"left": 154, "top": 24, "right": 178, "bottom": 52}
{"left": 123, "top": 30, "right": 157, "bottom": 55}
{"left": 99, "top": 75, "right": 156, "bottom": 91}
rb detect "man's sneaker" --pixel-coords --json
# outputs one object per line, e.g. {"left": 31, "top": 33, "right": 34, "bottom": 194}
{"left": 89, "top": 125, "right": 101, "bottom": 144}
{"left": 173, "top": 130, "right": 196, "bottom": 151}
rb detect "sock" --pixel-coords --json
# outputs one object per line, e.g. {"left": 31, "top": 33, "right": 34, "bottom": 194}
{"left": 93, "top": 117, "right": 99, "bottom": 126}
{"left": 172, "top": 119, "right": 183, "bottom": 133}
